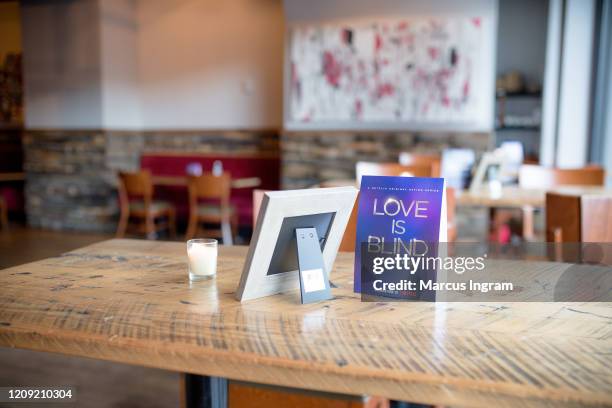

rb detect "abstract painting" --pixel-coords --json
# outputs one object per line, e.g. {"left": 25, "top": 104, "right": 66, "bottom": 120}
{"left": 289, "top": 17, "right": 487, "bottom": 127}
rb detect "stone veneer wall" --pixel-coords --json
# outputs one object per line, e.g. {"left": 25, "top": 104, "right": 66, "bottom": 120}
{"left": 281, "top": 131, "right": 491, "bottom": 189}
{"left": 23, "top": 130, "right": 279, "bottom": 232}
{"left": 23, "top": 129, "right": 489, "bottom": 231}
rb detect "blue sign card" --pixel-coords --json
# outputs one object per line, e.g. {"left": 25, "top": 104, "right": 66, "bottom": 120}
{"left": 354, "top": 176, "right": 445, "bottom": 295}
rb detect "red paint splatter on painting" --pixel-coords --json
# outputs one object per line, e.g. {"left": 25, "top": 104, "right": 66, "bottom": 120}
{"left": 354, "top": 99, "right": 363, "bottom": 118}
{"left": 451, "top": 49, "right": 459, "bottom": 66}
{"left": 472, "top": 17, "right": 481, "bottom": 28}
{"left": 291, "top": 62, "right": 298, "bottom": 85}
{"left": 397, "top": 21, "right": 408, "bottom": 30}
{"left": 302, "top": 108, "right": 314, "bottom": 123}
{"left": 442, "top": 95, "right": 450, "bottom": 107}
{"left": 376, "top": 83, "right": 395, "bottom": 98}
{"left": 323, "top": 51, "right": 342, "bottom": 87}
{"left": 375, "top": 34, "right": 382, "bottom": 52}
{"left": 344, "top": 65, "right": 353, "bottom": 82}
{"left": 291, "top": 62, "right": 301, "bottom": 101}
{"left": 428, "top": 47, "right": 439, "bottom": 60}
{"left": 463, "top": 79, "right": 470, "bottom": 99}
{"left": 404, "top": 34, "right": 415, "bottom": 47}
{"left": 422, "top": 103, "right": 430, "bottom": 115}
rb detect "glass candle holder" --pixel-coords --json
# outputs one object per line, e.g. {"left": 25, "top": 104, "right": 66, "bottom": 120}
{"left": 187, "top": 239, "right": 218, "bottom": 281}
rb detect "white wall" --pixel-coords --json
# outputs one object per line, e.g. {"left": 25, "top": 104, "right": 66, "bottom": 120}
{"left": 21, "top": 0, "right": 104, "bottom": 129}
{"left": 283, "top": 0, "right": 498, "bottom": 132}
{"left": 21, "top": 0, "right": 284, "bottom": 130}
{"left": 136, "top": 0, "right": 284, "bottom": 129}
{"left": 99, "top": 0, "right": 141, "bottom": 129}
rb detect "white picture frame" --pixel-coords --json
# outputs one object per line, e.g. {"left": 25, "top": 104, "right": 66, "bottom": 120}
{"left": 236, "top": 187, "right": 358, "bottom": 302}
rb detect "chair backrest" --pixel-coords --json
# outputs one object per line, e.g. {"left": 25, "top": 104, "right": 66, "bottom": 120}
{"left": 119, "top": 170, "right": 153, "bottom": 199}
{"left": 398, "top": 153, "right": 441, "bottom": 177}
{"left": 188, "top": 173, "right": 232, "bottom": 205}
{"left": 546, "top": 190, "right": 612, "bottom": 242}
{"left": 338, "top": 193, "right": 359, "bottom": 252}
{"left": 356, "top": 162, "right": 432, "bottom": 184}
{"left": 519, "top": 165, "right": 605, "bottom": 189}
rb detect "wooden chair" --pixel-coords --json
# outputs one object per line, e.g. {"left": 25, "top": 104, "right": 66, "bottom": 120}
{"left": 546, "top": 190, "right": 612, "bottom": 243}
{"left": 116, "top": 170, "right": 176, "bottom": 239}
{"left": 546, "top": 190, "right": 612, "bottom": 264}
{"left": 227, "top": 380, "right": 388, "bottom": 408}
{"left": 398, "top": 152, "right": 441, "bottom": 177}
{"left": 0, "top": 197, "right": 8, "bottom": 230}
{"left": 517, "top": 164, "right": 605, "bottom": 240}
{"left": 356, "top": 162, "right": 432, "bottom": 184}
{"left": 519, "top": 164, "right": 605, "bottom": 189}
{"left": 180, "top": 375, "right": 388, "bottom": 408}
{"left": 186, "top": 173, "right": 237, "bottom": 245}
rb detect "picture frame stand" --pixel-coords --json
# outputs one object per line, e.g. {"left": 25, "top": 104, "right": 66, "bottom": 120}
{"left": 295, "top": 227, "right": 332, "bottom": 304}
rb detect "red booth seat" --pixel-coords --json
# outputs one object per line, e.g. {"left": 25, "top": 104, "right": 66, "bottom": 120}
{"left": 140, "top": 153, "right": 280, "bottom": 228}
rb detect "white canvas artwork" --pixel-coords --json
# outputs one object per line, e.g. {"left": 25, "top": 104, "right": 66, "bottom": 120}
{"left": 288, "top": 17, "right": 490, "bottom": 128}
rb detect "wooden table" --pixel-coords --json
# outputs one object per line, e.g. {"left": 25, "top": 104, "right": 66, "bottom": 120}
{"left": 152, "top": 175, "right": 261, "bottom": 189}
{"left": 457, "top": 185, "right": 611, "bottom": 208}
{"left": 457, "top": 186, "right": 610, "bottom": 240}
{"left": 0, "top": 239, "right": 611, "bottom": 407}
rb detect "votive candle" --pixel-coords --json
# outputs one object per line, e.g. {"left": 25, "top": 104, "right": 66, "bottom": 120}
{"left": 187, "top": 239, "right": 218, "bottom": 281}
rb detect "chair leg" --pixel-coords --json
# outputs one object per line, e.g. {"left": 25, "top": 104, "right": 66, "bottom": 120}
{"left": 522, "top": 205, "right": 535, "bottom": 241}
{"left": 116, "top": 211, "right": 129, "bottom": 238}
{"left": 168, "top": 208, "right": 177, "bottom": 239}
{"left": 146, "top": 214, "right": 156, "bottom": 240}
{"left": 186, "top": 215, "right": 198, "bottom": 240}
{"left": 221, "top": 218, "right": 233, "bottom": 246}
{"left": 0, "top": 200, "right": 8, "bottom": 230}
{"left": 231, "top": 213, "right": 239, "bottom": 242}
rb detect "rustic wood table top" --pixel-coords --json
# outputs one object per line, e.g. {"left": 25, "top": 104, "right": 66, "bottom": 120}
{"left": 0, "top": 239, "right": 610, "bottom": 407}
{"left": 152, "top": 176, "right": 261, "bottom": 189}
